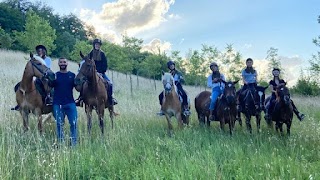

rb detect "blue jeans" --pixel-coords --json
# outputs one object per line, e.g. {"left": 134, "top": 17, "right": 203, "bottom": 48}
{"left": 209, "top": 87, "right": 222, "bottom": 110}
{"left": 53, "top": 103, "right": 78, "bottom": 146}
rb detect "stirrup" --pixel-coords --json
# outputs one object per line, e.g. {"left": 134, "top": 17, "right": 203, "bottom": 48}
{"left": 11, "top": 105, "right": 20, "bottom": 111}
{"left": 112, "top": 98, "right": 118, "bottom": 105}
{"left": 183, "top": 109, "right": 191, "bottom": 116}
{"left": 157, "top": 110, "right": 165, "bottom": 116}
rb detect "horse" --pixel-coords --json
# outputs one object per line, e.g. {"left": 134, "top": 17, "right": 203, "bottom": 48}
{"left": 272, "top": 84, "right": 293, "bottom": 135}
{"left": 15, "top": 53, "right": 55, "bottom": 133}
{"left": 160, "top": 71, "right": 188, "bottom": 136}
{"left": 237, "top": 84, "right": 268, "bottom": 133}
{"left": 194, "top": 91, "right": 211, "bottom": 126}
{"left": 216, "top": 80, "right": 239, "bottom": 135}
{"left": 74, "top": 51, "right": 114, "bottom": 134}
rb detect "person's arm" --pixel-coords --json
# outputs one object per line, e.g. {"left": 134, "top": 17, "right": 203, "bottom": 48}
{"left": 45, "top": 57, "right": 52, "bottom": 69}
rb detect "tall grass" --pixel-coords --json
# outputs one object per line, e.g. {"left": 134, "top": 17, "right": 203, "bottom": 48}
{"left": 0, "top": 49, "right": 319, "bottom": 179}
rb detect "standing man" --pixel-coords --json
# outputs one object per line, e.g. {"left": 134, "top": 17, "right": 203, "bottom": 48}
{"left": 50, "top": 57, "right": 78, "bottom": 146}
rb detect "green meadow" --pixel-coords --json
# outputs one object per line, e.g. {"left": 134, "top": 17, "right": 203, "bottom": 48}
{"left": 0, "top": 50, "right": 319, "bottom": 179}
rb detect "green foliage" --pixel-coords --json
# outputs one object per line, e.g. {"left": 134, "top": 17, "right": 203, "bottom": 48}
{"left": 69, "top": 40, "right": 91, "bottom": 62}
{"left": 0, "top": 27, "right": 14, "bottom": 49}
{"left": 291, "top": 77, "right": 320, "bottom": 96}
{"left": 266, "top": 47, "right": 283, "bottom": 79}
{"left": 15, "top": 10, "right": 56, "bottom": 54}
{"left": 53, "top": 31, "right": 76, "bottom": 58}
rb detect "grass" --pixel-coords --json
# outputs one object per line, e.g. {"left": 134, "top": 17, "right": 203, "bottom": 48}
{"left": 0, "top": 49, "right": 319, "bottom": 179}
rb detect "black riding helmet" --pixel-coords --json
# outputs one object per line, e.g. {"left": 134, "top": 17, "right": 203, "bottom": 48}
{"left": 272, "top": 67, "right": 281, "bottom": 76}
{"left": 35, "top": 45, "right": 47, "bottom": 53}
{"left": 167, "top": 60, "right": 175, "bottom": 69}
{"left": 93, "top": 38, "right": 102, "bottom": 48}
{"left": 210, "top": 62, "right": 218, "bottom": 69}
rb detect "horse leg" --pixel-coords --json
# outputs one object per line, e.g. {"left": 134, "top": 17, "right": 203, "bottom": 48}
{"left": 256, "top": 112, "right": 261, "bottom": 133}
{"left": 246, "top": 115, "right": 252, "bottom": 133}
{"left": 97, "top": 107, "right": 105, "bottom": 134}
{"left": 176, "top": 113, "right": 183, "bottom": 129}
{"left": 35, "top": 108, "right": 43, "bottom": 134}
{"left": 20, "top": 109, "right": 29, "bottom": 132}
{"left": 287, "top": 120, "right": 292, "bottom": 136}
{"left": 165, "top": 114, "right": 173, "bottom": 136}
{"left": 220, "top": 117, "right": 225, "bottom": 132}
{"left": 279, "top": 123, "right": 284, "bottom": 136}
{"left": 206, "top": 115, "right": 210, "bottom": 126}
{"left": 237, "top": 111, "right": 242, "bottom": 126}
{"left": 108, "top": 106, "right": 114, "bottom": 129}
{"left": 228, "top": 119, "right": 233, "bottom": 135}
{"left": 85, "top": 105, "right": 93, "bottom": 134}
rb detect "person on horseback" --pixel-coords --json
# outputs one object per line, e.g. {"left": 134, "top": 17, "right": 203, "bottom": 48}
{"left": 237, "top": 58, "right": 258, "bottom": 110}
{"left": 157, "top": 60, "right": 191, "bottom": 116}
{"left": 207, "top": 62, "right": 226, "bottom": 121}
{"left": 75, "top": 38, "right": 117, "bottom": 106}
{"left": 11, "top": 45, "right": 52, "bottom": 110}
{"left": 264, "top": 68, "right": 305, "bottom": 121}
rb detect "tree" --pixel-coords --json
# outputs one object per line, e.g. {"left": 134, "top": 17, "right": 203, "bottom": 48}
{"left": 309, "top": 15, "right": 320, "bottom": 83}
{"left": 266, "top": 47, "right": 282, "bottom": 79}
{"left": 15, "top": 10, "right": 56, "bottom": 54}
{"left": 0, "top": 27, "right": 14, "bottom": 49}
{"left": 69, "top": 40, "right": 91, "bottom": 62}
{"left": 53, "top": 31, "right": 76, "bottom": 58}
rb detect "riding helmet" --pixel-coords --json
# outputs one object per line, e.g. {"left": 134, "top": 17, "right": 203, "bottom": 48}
{"left": 167, "top": 60, "right": 175, "bottom": 69}
{"left": 210, "top": 62, "right": 218, "bottom": 69}
{"left": 93, "top": 38, "right": 102, "bottom": 47}
{"left": 35, "top": 45, "right": 47, "bottom": 53}
{"left": 272, "top": 67, "right": 281, "bottom": 72}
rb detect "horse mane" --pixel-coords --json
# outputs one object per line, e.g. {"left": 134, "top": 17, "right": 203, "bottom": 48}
{"left": 162, "top": 72, "right": 177, "bottom": 94}
{"left": 33, "top": 55, "right": 46, "bottom": 65}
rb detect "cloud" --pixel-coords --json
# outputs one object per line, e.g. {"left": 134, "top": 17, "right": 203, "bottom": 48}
{"left": 79, "top": 0, "right": 176, "bottom": 43}
{"left": 244, "top": 44, "right": 252, "bottom": 49}
{"left": 141, "top": 38, "right": 171, "bottom": 54}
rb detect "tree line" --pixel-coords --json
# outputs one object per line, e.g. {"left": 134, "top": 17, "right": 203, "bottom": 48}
{"left": 0, "top": 0, "right": 319, "bottom": 95}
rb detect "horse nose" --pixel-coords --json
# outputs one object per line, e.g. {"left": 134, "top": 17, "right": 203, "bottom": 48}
{"left": 47, "top": 71, "right": 56, "bottom": 81}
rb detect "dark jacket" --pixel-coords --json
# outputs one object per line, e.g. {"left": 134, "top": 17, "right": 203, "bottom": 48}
{"left": 89, "top": 50, "right": 108, "bottom": 74}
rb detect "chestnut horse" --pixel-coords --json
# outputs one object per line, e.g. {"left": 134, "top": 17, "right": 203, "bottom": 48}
{"left": 16, "top": 53, "right": 55, "bottom": 133}
{"left": 194, "top": 91, "right": 211, "bottom": 126}
{"left": 272, "top": 84, "right": 293, "bottom": 135}
{"left": 216, "top": 80, "right": 239, "bottom": 135}
{"left": 74, "top": 51, "right": 114, "bottom": 134}
{"left": 160, "top": 71, "right": 186, "bottom": 136}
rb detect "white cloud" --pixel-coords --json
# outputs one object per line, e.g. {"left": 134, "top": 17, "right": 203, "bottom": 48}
{"left": 141, "top": 38, "right": 171, "bottom": 54}
{"left": 79, "top": 0, "right": 176, "bottom": 44}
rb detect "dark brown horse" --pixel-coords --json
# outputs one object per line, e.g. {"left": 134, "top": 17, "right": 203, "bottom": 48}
{"left": 160, "top": 71, "right": 185, "bottom": 136}
{"left": 237, "top": 85, "right": 268, "bottom": 133}
{"left": 74, "top": 51, "right": 114, "bottom": 134}
{"left": 216, "top": 80, "right": 239, "bottom": 135}
{"left": 272, "top": 84, "right": 293, "bottom": 135}
{"left": 194, "top": 91, "right": 211, "bottom": 126}
{"left": 16, "top": 53, "right": 55, "bottom": 133}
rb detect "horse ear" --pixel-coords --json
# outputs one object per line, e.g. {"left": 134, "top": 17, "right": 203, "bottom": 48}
{"left": 264, "top": 86, "right": 269, "bottom": 90}
{"left": 233, "top": 80, "right": 239, "bottom": 84}
{"left": 30, "top": 52, "right": 33, "bottom": 58}
{"left": 161, "top": 70, "right": 165, "bottom": 76}
{"left": 80, "top": 51, "right": 85, "bottom": 59}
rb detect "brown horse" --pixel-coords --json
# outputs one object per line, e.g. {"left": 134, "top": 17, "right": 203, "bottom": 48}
{"left": 74, "top": 51, "right": 114, "bottom": 134}
{"left": 272, "top": 84, "right": 293, "bottom": 135}
{"left": 194, "top": 91, "right": 211, "bottom": 126}
{"left": 216, "top": 80, "right": 239, "bottom": 135}
{"left": 16, "top": 53, "right": 55, "bottom": 133}
{"left": 160, "top": 71, "right": 184, "bottom": 136}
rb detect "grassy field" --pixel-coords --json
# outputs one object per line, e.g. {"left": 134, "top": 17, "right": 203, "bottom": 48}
{"left": 0, "top": 49, "right": 319, "bottom": 179}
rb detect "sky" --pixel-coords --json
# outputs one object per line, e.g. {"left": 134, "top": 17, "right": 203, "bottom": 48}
{"left": 14, "top": 0, "right": 320, "bottom": 84}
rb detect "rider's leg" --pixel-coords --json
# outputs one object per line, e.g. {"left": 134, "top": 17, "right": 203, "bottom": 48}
{"left": 209, "top": 87, "right": 221, "bottom": 121}
{"left": 176, "top": 83, "right": 191, "bottom": 115}
{"left": 157, "top": 92, "right": 165, "bottom": 116}
{"left": 11, "top": 82, "right": 21, "bottom": 111}
{"left": 291, "top": 100, "right": 305, "bottom": 121}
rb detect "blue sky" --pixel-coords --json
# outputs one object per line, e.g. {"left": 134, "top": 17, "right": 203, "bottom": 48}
{"left": 32, "top": 0, "right": 320, "bottom": 61}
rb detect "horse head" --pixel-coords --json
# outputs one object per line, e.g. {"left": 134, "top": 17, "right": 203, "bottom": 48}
{"left": 255, "top": 85, "right": 268, "bottom": 110}
{"left": 276, "top": 84, "right": 291, "bottom": 105}
{"left": 222, "top": 80, "right": 239, "bottom": 105}
{"left": 161, "top": 71, "right": 175, "bottom": 95}
{"left": 28, "top": 52, "right": 55, "bottom": 82}
{"left": 75, "top": 51, "right": 96, "bottom": 87}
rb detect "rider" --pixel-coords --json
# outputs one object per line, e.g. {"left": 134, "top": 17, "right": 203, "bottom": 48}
{"left": 75, "top": 38, "right": 117, "bottom": 106}
{"left": 207, "top": 62, "right": 226, "bottom": 121}
{"left": 157, "top": 60, "right": 191, "bottom": 116}
{"left": 264, "top": 68, "right": 305, "bottom": 121}
{"left": 237, "top": 58, "right": 258, "bottom": 110}
{"left": 11, "top": 45, "right": 52, "bottom": 110}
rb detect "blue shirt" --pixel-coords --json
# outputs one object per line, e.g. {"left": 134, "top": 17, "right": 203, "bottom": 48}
{"left": 241, "top": 69, "right": 257, "bottom": 84}
{"left": 44, "top": 56, "right": 52, "bottom": 68}
{"left": 51, "top": 71, "right": 76, "bottom": 105}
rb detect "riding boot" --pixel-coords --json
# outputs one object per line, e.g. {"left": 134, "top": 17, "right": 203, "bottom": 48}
{"left": 11, "top": 105, "right": 20, "bottom": 111}
{"left": 293, "top": 106, "right": 305, "bottom": 121}
{"left": 183, "top": 104, "right": 191, "bottom": 116}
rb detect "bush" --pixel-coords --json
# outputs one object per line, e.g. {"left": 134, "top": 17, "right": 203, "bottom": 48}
{"left": 291, "top": 77, "right": 320, "bottom": 96}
